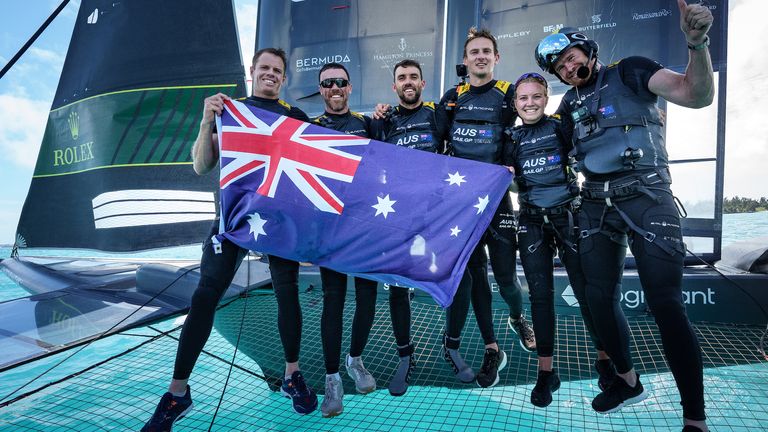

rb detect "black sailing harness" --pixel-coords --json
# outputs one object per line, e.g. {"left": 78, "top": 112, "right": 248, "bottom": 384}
{"left": 574, "top": 68, "right": 686, "bottom": 256}
{"left": 519, "top": 202, "right": 579, "bottom": 254}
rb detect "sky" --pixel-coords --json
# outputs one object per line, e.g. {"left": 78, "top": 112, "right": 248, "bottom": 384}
{"left": 0, "top": 0, "right": 766, "bottom": 245}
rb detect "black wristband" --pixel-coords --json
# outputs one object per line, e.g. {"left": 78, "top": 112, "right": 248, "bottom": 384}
{"left": 687, "top": 35, "right": 710, "bottom": 51}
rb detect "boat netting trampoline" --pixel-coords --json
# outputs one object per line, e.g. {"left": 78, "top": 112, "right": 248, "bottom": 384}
{"left": 1, "top": 287, "right": 766, "bottom": 431}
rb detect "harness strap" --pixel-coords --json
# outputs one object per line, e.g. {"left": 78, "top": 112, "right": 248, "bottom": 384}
{"left": 583, "top": 172, "right": 669, "bottom": 204}
{"left": 526, "top": 208, "right": 577, "bottom": 253}
{"left": 613, "top": 204, "right": 678, "bottom": 256}
{"left": 580, "top": 201, "right": 680, "bottom": 256}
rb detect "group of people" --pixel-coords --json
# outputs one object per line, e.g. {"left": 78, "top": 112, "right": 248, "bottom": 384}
{"left": 142, "top": 1, "right": 714, "bottom": 430}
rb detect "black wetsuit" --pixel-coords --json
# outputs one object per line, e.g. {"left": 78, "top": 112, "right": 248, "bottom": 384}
{"left": 440, "top": 80, "right": 523, "bottom": 345}
{"left": 174, "top": 96, "right": 309, "bottom": 380}
{"left": 503, "top": 115, "right": 602, "bottom": 358}
{"left": 558, "top": 57, "right": 704, "bottom": 421}
{"left": 312, "top": 111, "right": 378, "bottom": 374}
{"left": 370, "top": 102, "right": 450, "bottom": 357}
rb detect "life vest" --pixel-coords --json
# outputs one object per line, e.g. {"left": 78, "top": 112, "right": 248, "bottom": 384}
{"left": 383, "top": 102, "right": 439, "bottom": 153}
{"left": 562, "top": 62, "right": 666, "bottom": 177}
{"left": 508, "top": 115, "right": 578, "bottom": 209}
{"left": 450, "top": 80, "right": 512, "bottom": 163}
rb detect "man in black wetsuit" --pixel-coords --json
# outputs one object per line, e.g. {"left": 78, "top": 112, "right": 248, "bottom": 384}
{"left": 142, "top": 48, "right": 317, "bottom": 432}
{"left": 504, "top": 72, "right": 614, "bottom": 407}
{"left": 438, "top": 27, "right": 535, "bottom": 389}
{"left": 535, "top": 1, "right": 714, "bottom": 430}
{"left": 369, "top": 58, "right": 453, "bottom": 396}
{"left": 311, "top": 62, "right": 378, "bottom": 418}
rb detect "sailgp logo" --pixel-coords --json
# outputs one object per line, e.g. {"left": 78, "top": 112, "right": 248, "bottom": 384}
{"left": 87, "top": 9, "right": 99, "bottom": 24}
{"left": 561, "top": 285, "right": 579, "bottom": 306}
{"left": 68, "top": 112, "right": 79, "bottom": 140}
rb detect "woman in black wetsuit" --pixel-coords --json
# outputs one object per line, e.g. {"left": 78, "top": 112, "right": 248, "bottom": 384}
{"left": 504, "top": 73, "right": 615, "bottom": 407}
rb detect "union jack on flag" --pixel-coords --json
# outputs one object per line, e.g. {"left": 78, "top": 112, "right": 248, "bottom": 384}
{"left": 219, "top": 99, "right": 368, "bottom": 214}
{"left": 216, "top": 99, "right": 513, "bottom": 307}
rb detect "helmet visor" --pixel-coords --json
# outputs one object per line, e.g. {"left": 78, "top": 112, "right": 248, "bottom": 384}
{"left": 536, "top": 33, "right": 572, "bottom": 71}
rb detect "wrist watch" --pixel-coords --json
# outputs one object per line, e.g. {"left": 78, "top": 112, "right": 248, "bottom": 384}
{"left": 687, "top": 35, "right": 710, "bottom": 51}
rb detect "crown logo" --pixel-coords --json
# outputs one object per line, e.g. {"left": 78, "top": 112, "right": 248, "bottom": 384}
{"left": 68, "top": 111, "right": 79, "bottom": 140}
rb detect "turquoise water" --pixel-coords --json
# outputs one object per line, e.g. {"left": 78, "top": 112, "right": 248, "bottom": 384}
{"left": 721, "top": 211, "right": 768, "bottom": 246}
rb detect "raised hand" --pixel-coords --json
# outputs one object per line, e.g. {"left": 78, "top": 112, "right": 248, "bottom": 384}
{"left": 677, "top": 0, "right": 713, "bottom": 46}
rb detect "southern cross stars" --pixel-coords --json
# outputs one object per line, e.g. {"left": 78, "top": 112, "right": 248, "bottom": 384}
{"left": 247, "top": 212, "right": 267, "bottom": 242}
{"left": 450, "top": 226, "right": 461, "bottom": 237}
{"left": 474, "top": 195, "right": 489, "bottom": 214}
{"left": 445, "top": 171, "right": 466, "bottom": 186}
{"left": 372, "top": 194, "right": 396, "bottom": 218}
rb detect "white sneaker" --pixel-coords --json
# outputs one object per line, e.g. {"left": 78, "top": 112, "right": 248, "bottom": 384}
{"left": 345, "top": 354, "right": 376, "bottom": 394}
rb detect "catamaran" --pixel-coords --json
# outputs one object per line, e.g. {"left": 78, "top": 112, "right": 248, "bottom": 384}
{"left": 1, "top": 0, "right": 766, "bottom": 430}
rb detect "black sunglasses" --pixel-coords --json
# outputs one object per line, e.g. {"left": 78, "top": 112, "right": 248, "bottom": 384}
{"left": 514, "top": 72, "right": 548, "bottom": 89}
{"left": 320, "top": 78, "right": 349, "bottom": 89}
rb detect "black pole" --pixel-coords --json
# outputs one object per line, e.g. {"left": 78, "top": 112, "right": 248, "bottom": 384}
{"left": 0, "top": 0, "right": 71, "bottom": 80}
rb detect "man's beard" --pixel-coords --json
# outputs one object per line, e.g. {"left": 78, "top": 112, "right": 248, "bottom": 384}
{"left": 398, "top": 86, "right": 421, "bottom": 105}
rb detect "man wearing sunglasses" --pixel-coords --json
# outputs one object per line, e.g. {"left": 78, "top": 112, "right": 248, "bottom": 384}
{"left": 311, "top": 62, "right": 379, "bottom": 418}
{"left": 535, "top": 1, "right": 714, "bottom": 430}
{"left": 142, "top": 47, "right": 318, "bottom": 431}
{"left": 438, "top": 27, "right": 535, "bottom": 390}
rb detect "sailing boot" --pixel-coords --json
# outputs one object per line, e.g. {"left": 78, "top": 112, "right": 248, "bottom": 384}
{"left": 442, "top": 334, "right": 475, "bottom": 383}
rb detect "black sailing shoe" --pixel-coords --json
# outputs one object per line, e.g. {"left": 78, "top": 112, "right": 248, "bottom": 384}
{"left": 476, "top": 348, "right": 507, "bottom": 388}
{"left": 592, "top": 373, "right": 648, "bottom": 414}
{"left": 530, "top": 369, "right": 561, "bottom": 407}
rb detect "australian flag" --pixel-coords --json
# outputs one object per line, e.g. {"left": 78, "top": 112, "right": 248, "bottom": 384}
{"left": 216, "top": 99, "right": 512, "bottom": 307}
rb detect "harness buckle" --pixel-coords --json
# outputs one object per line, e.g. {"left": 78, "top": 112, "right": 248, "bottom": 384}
{"left": 643, "top": 232, "right": 657, "bottom": 242}
{"left": 580, "top": 229, "right": 590, "bottom": 239}
{"left": 527, "top": 244, "right": 538, "bottom": 253}
{"left": 603, "top": 181, "right": 613, "bottom": 207}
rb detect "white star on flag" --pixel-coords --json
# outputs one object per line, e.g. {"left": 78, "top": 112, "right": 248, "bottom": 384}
{"left": 450, "top": 226, "right": 461, "bottom": 237}
{"left": 474, "top": 195, "right": 490, "bottom": 214}
{"left": 445, "top": 171, "right": 466, "bottom": 186}
{"left": 372, "top": 194, "right": 396, "bottom": 218}
{"left": 247, "top": 212, "right": 267, "bottom": 242}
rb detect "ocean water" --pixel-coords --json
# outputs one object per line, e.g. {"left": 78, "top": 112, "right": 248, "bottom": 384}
{"left": 721, "top": 211, "right": 768, "bottom": 246}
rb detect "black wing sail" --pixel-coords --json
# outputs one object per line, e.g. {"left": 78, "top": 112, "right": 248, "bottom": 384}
{"left": 14, "top": 0, "right": 246, "bottom": 251}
